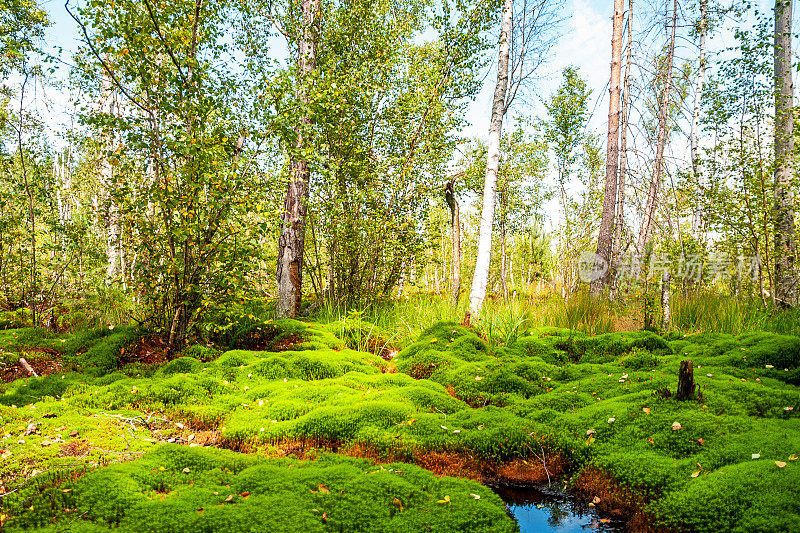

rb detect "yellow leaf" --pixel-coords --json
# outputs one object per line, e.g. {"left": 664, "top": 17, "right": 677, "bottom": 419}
{"left": 691, "top": 470, "right": 700, "bottom": 478}
{"left": 776, "top": 461, "right": 787, "bottom": 468}
{"left": 437, "top": 495, "right": 451, "bottom": 504}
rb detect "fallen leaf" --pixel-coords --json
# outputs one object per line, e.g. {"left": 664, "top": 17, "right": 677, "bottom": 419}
{"left": 765, "top": 364, "right": 774, "bottom": 369}
{"left": 440, "top": 426, "right": 448, "bottom": 430}
{"left": 437, "top": 495, "right": 451, "bottom": 504}
{"left": 224, "top": 494, "right": 234, "bottom": 502}
{"left": 475, "top": 376, "right": 482, "bottom": 381}
{"left": 586, "top": 429, "right": 596, "bottom": 435}
{"left": 691, "top": 470, "right": 700, "bottom": 478}
{"left": 318, "top": 484, "right": 330, "bottom": 494}
{"left": 607, "top": 418, "right": 616, "bottom": 424}
{"left": 776, "top": 461, "right": 787, "bottom": 468}
{"left": 62, "top": 489, "right": 72, "bottom": 493}
{"left": 592, "top": 496, "right": 601, "bottom": 504}
{"left": 672, "top": 422, "right": 682, "bottom": 431}
{"left": 599, "top": 518, "right": 611, "bottom": 524}
{"left": 241, "top": 492, "right": 250, "bottom": 498}
{"left": 752, "top": 453, "right": 760, "bottom": 459}
{"left": 698, "top": 438, "right": 704, "bottom": 446}
{"left": 393, "top": 497, "right": 403, "bottom": 511}
{"left": 183, "top": 468, "right": 191, "bottom": 473}
{"left": 642, "top": 407, "right": 650, "bottom": 414}
{"left": 470, "top": 493, "right": 480, "bottom": 499}
{"left": 789, "top": 454, "right": 798, "bottom": 461}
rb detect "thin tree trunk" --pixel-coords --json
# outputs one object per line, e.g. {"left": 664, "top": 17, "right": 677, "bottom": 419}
{"left": 661, "top": 271, "right": 671, "bottom": 329}
{"left": 445, "top": 176, "right": 462, "bottom": 304}
{"left": 773, "top": 0, "right": 796, "bottom": 307}
{"left": 18, "top": 73, "right": 36, "bottom": 326}
{"left": 690, "top": 0, "right": 707, "bottom": 238}
{"left": 591, "top": 0, "right": 625, "bottom": 293}
{"left": 500, "top": 215, "right": 508, "bottom": 299}
{"left": 612, "top": 0, "right": 633, "bottom": 278}
{"left": 276, "top": 0, "right": 319, "bottom": 318}
{"left": 468, "top": 0, "right": 512, "bottom": 316}
{"left": 637, "top": 0, "right": 678, "bottom": 252}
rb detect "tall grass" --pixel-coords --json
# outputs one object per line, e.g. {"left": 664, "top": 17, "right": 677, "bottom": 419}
{"left": 671, "top": 292, "right": 800, "bottom": 336}
{"left": 312, "top": 289, "right": 800, "bottom": 351}
{"left": 313, "top": 291, "right": 619, "bottom": 350}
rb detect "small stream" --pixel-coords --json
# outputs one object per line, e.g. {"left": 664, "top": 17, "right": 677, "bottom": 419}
{"left": 493, "top": 484, "right": 625, "bottom": 533}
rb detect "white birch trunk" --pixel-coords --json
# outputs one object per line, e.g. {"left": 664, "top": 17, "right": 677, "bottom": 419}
{"left": 774, "top": 0, "right": 797, "bottom": 306}
{"left": 690, "top": 0, "right": 707, "bottom": 239}
{"left": 468, "top": 0, "right": 513, "bottom": 316}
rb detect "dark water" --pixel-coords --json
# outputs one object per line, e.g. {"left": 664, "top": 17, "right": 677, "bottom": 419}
{"left": 493, "top": 484, "right": 625, "bottom": 533}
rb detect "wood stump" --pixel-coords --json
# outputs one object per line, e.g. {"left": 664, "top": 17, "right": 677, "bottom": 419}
{"left": 676, "top": 359, "right": 695, "bottom": 400}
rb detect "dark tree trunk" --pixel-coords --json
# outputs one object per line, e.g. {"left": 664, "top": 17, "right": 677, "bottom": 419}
{"left": 445, "top": 175, "right": 461, "bottom": 304}
{"left": 676, "top": 360, "right": 695, "bottom": 401}
{"left": 276, "top": 0, "right": 319, "bottom": 318}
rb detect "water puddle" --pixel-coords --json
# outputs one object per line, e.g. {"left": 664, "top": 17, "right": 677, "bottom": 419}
{"left": 493, "top": 484, "right": 625, "bottom": 532}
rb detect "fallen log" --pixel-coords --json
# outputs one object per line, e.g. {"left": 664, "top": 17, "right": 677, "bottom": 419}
{"left": 18, "top": 357, "right": 39, "bottom": 377}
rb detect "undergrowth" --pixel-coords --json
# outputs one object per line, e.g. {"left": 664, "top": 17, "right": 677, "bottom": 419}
{"left": 0, "top": 317, "right": 799, "bottom": 532}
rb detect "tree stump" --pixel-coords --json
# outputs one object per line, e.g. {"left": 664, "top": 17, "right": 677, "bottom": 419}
{"left": 676, "top": 360, "right": 695, "bottom": 401}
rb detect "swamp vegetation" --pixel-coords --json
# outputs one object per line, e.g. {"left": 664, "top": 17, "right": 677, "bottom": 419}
{"left": 0, "top": 310, "right": 798, "bottom": 531}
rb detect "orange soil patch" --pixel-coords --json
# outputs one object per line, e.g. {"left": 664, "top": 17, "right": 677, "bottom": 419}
{"left": 0, "top": 350, "right": 64, "bottom": 383}
{"left": 119, "top": 336, "right": 170, "bottom": 366}
{"left": 572, "top": 465, "right": 664, "bottom": 532}
{"left": 272, "top": 334, "right": 303, "bottom": 351}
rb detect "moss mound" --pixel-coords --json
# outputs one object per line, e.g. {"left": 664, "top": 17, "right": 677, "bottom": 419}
{"left": 5, "top": 446, "right": 515, "bottom": 533}
{"left": 1, "top": 320, "right": 799, "bottom": 532}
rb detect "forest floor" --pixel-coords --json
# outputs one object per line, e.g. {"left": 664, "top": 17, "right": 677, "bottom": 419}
{"left": 0, "top": 318, "right": 798, "bottom": 532}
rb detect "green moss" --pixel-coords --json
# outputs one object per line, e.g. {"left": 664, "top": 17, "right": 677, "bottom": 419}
{"left": 1, "top": 321, "right": 799, "bottom": 532}
{"left": 180, "top": 344, "right": 222, "bottom": 362}
{"left": 5, "top": 446, "right": 516, "bottom": 533}
{"left": 655, "top": 459, "right": 800, "bottom": 532}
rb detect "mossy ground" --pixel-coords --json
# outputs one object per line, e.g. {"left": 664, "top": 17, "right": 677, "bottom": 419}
{"left": 1, "top": 320, "right": 798, "bottom": 532}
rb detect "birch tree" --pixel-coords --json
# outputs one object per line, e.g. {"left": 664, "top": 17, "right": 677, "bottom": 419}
{"left": 276, "top": 0, "right": 319, "bottom": 319}
{"left": 468, "top": 0, "right": 513, "bottom": 316}
{"left": 612, "top": 0, "right": 633, "bottom": 275}
{"left": 773, "top": 0, "right": 796, "bottom": 306}
{"left": 637, "top": 0, "right": 677, "bottom": 252}
{"left": 467, "top": 0, "right": 559, "bottom": 316}
{"left": 590, "top": 0, "right": 625, "bottom": 293}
